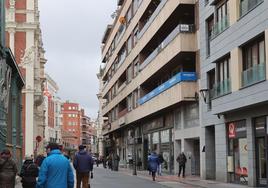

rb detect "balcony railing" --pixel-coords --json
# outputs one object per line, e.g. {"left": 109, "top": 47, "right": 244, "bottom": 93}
{"left": 212, "top": 16, "right": 229, "bottom": 38}
{"left": 139, "top": 24, "right": 195, "bottom": 71}
{"left": 241, "top": 63, "right": 266, "bottom": 87}
{"left": 138, "top": 72, "right": 197, "bottom": 105}
{"left": 137, "top": 0, "right": 168, "bottom": 40}
{"left": 240, "top": 0, "right": 263, "bottom": 17}
{"left": 210, "top": 78, "right": 231, "bottom": 99}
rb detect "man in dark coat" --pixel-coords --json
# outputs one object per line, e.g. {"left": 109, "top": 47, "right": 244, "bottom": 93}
{"left": 73, "top": 145, "right": 94, "bottom": 188}
{"left": 0, "top": 149, "right": 18, "bottom": 188}
{"left": 176, "top": 152, "right": 187, "bottom": 178}
{"left": 20, "top": 155, "right": 39, "bottom": 188}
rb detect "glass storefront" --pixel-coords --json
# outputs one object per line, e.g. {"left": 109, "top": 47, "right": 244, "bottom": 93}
{"left": 227, "top": 120, "right": 248, "bottom": 185}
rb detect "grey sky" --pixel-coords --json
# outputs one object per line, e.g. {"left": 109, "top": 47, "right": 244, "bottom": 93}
{"left": 39, "top": 0, "right": 117, "bottom": 118}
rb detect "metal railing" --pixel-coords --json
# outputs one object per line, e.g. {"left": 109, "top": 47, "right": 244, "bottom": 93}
{"left": 212, "top": 16, "right": 229, "bottom": 38}
{"left": 240, "top": 0, "right": 263, "bottom": 17}
{"left": 139, "top": 24, "right": 195, "bottom": 71}
{"left": 241, "top": 63, "right": 266, "bottom": 87}
{"left": 210, "top": 78, "right": 231, "bottom": 99}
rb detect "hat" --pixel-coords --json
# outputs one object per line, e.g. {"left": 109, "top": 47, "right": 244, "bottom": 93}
{"left": 79, "top": 145, "right": 85, "bottom": 150}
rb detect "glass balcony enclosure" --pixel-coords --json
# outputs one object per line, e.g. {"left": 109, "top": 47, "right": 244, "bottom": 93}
{"left": 241, "top": 63, "right": 266, "bottom": 87}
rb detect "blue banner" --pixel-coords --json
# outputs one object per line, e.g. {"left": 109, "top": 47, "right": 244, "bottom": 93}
{"left": 138, "top": 72, "right": 197, "bottom": 105}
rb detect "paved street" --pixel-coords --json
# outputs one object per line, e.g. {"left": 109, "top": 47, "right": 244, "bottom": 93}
{"left": 16, "top": 166, "right": 201, "bottom": 188}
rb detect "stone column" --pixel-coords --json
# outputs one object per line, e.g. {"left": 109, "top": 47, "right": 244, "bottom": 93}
{"left": 215, "top": 123, "right": 227, "bottom": 182}
{"left": 246, "top": 118, "right": 257, "bottom": 187}
{"left": 230, "top": 48, "right": 242, "bottom": 92}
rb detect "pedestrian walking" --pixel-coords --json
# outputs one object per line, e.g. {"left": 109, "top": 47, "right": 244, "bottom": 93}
{"left": 35, "top": 154, "right": 45, "bottom": 167}
{"left": 176, "top": 151, "right": 187, "bottom": 178}
{"left": 73, "top": 145, "right": 94, "bottom": 188}
{"left": 0, "top": 149, "right": 18, "bottom": 188}
{"left": 148, "top": 151, "right": 159, "bottom": 181}
{"left": 36, "top": 143, "right": 74, "bottom": 188}
{"left": 157, "top": 153, "right": 164, "bottom": 176}
{"left": 112, "top": 152, "right": 120, "bottom": 171}
{"left": 19, "top": 155, "right": 39, "bottom": 188}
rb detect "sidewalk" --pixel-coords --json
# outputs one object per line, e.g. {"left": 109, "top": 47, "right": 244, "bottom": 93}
{"left": 119, "top": 168, "right": 255, "bottom": 188}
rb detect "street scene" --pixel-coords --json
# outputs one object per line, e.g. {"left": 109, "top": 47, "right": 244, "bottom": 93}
{"left": 1, "top": 0, "right": 268, "bottom": 187}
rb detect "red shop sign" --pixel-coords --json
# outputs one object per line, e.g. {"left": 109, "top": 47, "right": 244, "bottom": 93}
{"left": 228, "top": 123, "right": 236, "bottom": 138}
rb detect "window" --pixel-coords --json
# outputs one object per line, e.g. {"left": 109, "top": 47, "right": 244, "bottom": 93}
{"left": 132, "top": 89, "right": 139, "bottom": 109}
{"left": 118, "top": 45, "right": 126, "bottom": 66}
{"left": 206, "top": 15, "right": 214, "bottom": 56}
{"left": 126, "top": 5, "right": 132, "bottom": 25}
{"left": 213, "top": 0, "right": 229, "bottom": 36}
{"left": 127, "top": 94, "right": 132, "bottom": 111}
{"left": 242, "top": 36, "right": 266, "bottom": 87}
{"left": 133, "top": 25, "right": 139, "bottom": 46}
{"left": 127, "top": 64, "right": 133, "bottom": 83}
{"left": 184, "top": 103, "right": 199, "bottom": 128}
{"left": 127, "top": 36, "right": 132, "bottom": 55}
{"left": 213, "top": 56, "right": 231, "bottom": 97}
{"left": 133, "top": 56, "right": 139, "bottom": 77}
{"left": 240, "top": 0, "right": 263, "bottom": 17}
{"left": 133, "top": 0, "right": 139, "bottom": 14}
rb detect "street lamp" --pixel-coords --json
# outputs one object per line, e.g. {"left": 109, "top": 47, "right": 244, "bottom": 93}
{"left": 199, "top": 88, "right": 209, "bottom": 103}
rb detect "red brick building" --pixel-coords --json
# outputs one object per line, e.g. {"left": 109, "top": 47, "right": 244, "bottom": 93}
{"left": 61, "top": 102, "right": 81, "bottom": 149}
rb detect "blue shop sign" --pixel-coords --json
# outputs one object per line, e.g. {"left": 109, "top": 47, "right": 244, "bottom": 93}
{"left": 138, "top": 72, "right": 197, "bottom": 105}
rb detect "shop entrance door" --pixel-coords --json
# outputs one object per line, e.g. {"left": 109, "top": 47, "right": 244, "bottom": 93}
{"left": 256, "top": 137, "right": 267, "bottom": 186}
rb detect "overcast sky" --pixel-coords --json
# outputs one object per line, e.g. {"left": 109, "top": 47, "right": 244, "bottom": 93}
{"left": 39, "top": 0, "right": 117, "bottom": 118}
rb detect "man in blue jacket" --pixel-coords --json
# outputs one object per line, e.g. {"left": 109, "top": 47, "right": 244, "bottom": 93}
{"left": 36, "top": 143, "right": 74, "bottom": 188}
{"left": 73, "top": 145, "right": 94, "bottom": 188}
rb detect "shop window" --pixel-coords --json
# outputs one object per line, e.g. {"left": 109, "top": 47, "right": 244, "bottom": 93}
{"left": 185, "top": 103, "right": 199, "bottom": 128}
{"left": 227, "top": 120, "right": 248, "bottom": 185}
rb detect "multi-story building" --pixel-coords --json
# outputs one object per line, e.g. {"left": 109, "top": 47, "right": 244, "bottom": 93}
{"left": 96, "top": 69, "right": 107, "bottom": 157}
{"left": 100, "top": 0, "right": 200, "bottom": 174}
{"left": 5, "top": 0, "right": 46, "bottom": 156}
{"left": 54, "top": 96, "right": 62, "bottom": 144}
{"left": 62, "top": 101, "right": 81, "bottom": 149}
{"left": 80, "top": 109, "right": 92, "bottom": 150}
{"left": 200, "top": 0, "right": 268, "bottom": 187}
{"left": 43, "top": 73, "right": 60, "bottom": 147}
{"left": 0, "top": 1, "right": 24, "bottom": 164}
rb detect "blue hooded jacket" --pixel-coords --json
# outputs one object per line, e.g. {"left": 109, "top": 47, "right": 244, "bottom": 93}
{"left": 36, "top": 149, "right": 74, "bottom": 188}
{"left": 73, "top": 150, "right": 93, "bottom": 173}
{"left": 148, "top": 153, "right": 160, "bottom": 172}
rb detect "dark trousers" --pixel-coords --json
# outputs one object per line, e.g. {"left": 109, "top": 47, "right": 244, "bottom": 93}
{"left": 151, "top": 171, "right": 156, "bottom": 181}
{"left": 76, "top": 172, "right": 90, "bottom": 188}
{"left": 178, "top": 164, "right": 185, "bottom": 177}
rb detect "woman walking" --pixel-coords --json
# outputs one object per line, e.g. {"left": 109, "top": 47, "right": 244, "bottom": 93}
{"left": 0, "top": 149, "right": 18, "bottom": 188}
{"left": 20, "top": 155, "right": 39, "bottom": 188}
{"left": 148, "top": 151, "right": 159, "bottom": 181}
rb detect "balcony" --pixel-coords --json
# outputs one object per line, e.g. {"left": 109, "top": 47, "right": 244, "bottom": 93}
{"left": 241, "top": 63, "right": 266, "bottom": 87}
{"left": 212, "top": 16, "right": 229, "bottom": 38}
{"left": 140, "top": 24, "right": 195, "bottom": 71}
{"left": 240, "top": 0, "right": 263, "bottom": 17}
{"left": 138, "top": 0, "right": 167, "bottom": 40}
{"left": 118, "top": 108, "right": 128, "bottom": 118}
{"left": 138, "top": 72, "right": 197, "bottom": 105}
{"left": 210, "top": 78, "right": 231, "bottom": 99}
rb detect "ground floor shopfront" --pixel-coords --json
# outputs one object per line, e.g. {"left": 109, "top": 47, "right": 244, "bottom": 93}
{"left": 203, "top": 104, "right": 268, "bottom": 187}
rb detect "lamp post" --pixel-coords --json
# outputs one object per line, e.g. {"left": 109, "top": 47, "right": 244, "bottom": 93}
{"left": 199, "top": 88, "right": 209, "bottom": 103}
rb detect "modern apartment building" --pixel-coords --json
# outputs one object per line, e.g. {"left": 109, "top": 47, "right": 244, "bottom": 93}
{"left": 62, "top": 101, "right": 81, "bottom": 149}
{"left": 200, "top": 0, "right": 268, "bottom": 186}
{"left": 5, "top": 0, "right": 46, "bottom": 156}
{"left": 81, "top": 109, "right": 92, "bottom": 150}
{"left": 100, "top": 0, "right": 200, "bottom": 174}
